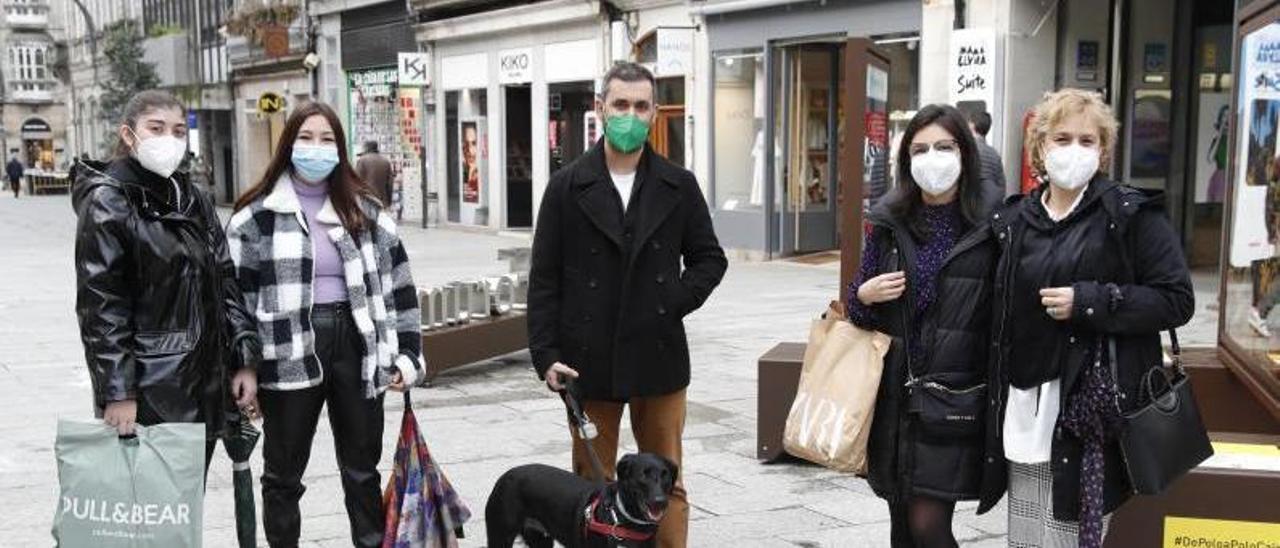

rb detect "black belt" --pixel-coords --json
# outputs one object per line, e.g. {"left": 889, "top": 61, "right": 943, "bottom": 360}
{"left": 312, "top": 301, "right": 351, "bottom": 315}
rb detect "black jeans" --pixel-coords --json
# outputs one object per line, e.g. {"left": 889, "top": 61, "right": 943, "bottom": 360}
{"left": 259, "top": 302, "right": 386, "bottom": 548}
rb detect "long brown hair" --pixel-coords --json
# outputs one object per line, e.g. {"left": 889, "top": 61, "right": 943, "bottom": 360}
{"left": 234, "top": 101, "right": 374, "bottom": 234}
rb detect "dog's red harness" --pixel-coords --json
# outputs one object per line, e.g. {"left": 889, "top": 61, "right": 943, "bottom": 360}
{"left": 583, "top": 495, "right": 655, "bottom": 542}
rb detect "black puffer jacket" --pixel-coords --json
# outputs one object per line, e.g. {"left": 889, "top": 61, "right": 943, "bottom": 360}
{"left": 72, "top": 158, "right": 258, "bottom": 436}
{"left": 851, "top": 201, "right": 999, "bottom": 502}
{"left": 978, "top": 177, "right": 1195, "bottom": 519}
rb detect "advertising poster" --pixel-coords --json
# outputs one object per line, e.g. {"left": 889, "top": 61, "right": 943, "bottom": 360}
{"left": 1232, "top": 22, "right": 1280, "bottom": 267}
{"left": 460, "top": 120, "right": 482, "bottom": 204}
{"left": 864, "top": 65, "right": 890, "bottom": 205}
{"left": 1130, "top": 89, "right": 1172, "bottom": 180}
{"left": 1194, "top": 92, "right": 1230, "bottom": 203}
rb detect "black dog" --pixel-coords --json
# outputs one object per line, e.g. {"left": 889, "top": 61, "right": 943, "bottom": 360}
{"left": 485, "top": 453, "right": 678, "bottom": 548}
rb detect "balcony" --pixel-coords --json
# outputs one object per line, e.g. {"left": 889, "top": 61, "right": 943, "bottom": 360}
{"left": 225, "top": 2, "right": 308, "bottom": 69}
{"left": 9, "top": 80, "right": 55, "bottom": 103}
{"left": 143, "top": 33, "right": 197, "bottom": 87}
{"left": 5, "top": 1, "right": 49, "bottom": 29}
{"left": 226, "top": 20, "right": 307, "bottom": 69}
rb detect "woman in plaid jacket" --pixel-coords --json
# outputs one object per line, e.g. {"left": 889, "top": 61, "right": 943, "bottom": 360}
{"left": 226, "top": 101, "right": 423, "bottom": 548}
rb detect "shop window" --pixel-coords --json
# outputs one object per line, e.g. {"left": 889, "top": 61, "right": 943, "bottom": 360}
{"left": 712, "top": 52, "right": 765, "bottom": 211}
{"left": 1225, "top": 19, "right": 1280, "bottom": 383}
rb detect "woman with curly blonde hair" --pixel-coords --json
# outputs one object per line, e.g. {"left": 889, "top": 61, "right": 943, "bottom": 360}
{"left": 975, "top": 89, "right": 1194, "bottom": 547}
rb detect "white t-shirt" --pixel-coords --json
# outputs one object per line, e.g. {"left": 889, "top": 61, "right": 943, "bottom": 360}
{"left": 611, "top": 170, "right": 636, "bottom": 212}
{"left": 1002, "top": 185, "right": 1087, "bottom": 465}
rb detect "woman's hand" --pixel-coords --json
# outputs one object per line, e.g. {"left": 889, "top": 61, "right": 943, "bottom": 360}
{"left": 1040, "top": 287, "right": 1075, "bottom": 321}
{"left": 103, "top": 400, "right": 138, "bottom": 436}
{"left": 388, "top": 371, "right": 408, "bottom": 392}
{"left": 857, "top": 271, "right": 907, "bottom": 305}
{"left": 231, "top": 367, "right": 257, "bottom": 407}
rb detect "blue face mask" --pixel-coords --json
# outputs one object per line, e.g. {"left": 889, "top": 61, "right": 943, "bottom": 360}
{"left": 291, "top": 144, "right": 339, "bottom": 182}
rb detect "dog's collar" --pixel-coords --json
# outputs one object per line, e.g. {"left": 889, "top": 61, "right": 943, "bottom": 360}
{"left": 583, "top": 494, "right": 655, "bottom": 542}
{"left": 614, "top": 492, "right": 658, "bottom": 525}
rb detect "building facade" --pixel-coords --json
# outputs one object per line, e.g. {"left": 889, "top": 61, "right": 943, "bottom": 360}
{"left": 4, "top": 0, "right": 69, "bottom": 171}
{"left": 59, "top": 0, "right": 142, "bottom": 162}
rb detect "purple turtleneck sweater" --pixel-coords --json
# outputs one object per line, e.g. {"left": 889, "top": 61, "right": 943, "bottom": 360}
{"left": 292, "top": 177, "right": 347, "bottom": 304}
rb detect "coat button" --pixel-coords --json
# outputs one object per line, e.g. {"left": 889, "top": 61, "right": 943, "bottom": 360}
{"left": 590, "top": 247, "right": 600, "bottom": 255}
{"left": 987, "top": 456, "right": 994, "bottom": 463}
{"left": 1069, "top": 336, "right": 1076, "bottom": 344}
{"left": 998, "top": 232, "right": 1006, "bottom": 240}
{"left": 1085, "top": 307, "right": 1094, "bottom": 316}
{"left": 1062, "top": 457, "right": 1069, "bottom": 464}
{"left": 588, "top": 279, "right": 598, "bottom": 289}
{"left": 652, "top": 241, "right": 662, "bottom": 250}
{"left": 656, "top": 274, "right": 665, "bottom": 284}
{"left": 657, "top": 305, "right": 667, "bottom": 315}
{"left": 993, "top": 213, "right": 1000, "bottom": 220}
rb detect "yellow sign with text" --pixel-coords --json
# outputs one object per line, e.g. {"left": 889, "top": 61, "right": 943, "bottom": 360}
{"left": 1164, "top": 516, "right": 1280, "bottom": 548}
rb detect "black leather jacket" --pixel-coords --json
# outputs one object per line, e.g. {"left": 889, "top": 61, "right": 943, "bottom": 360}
{"left": 72, "top": 158, "right": 258, "bottom": 435}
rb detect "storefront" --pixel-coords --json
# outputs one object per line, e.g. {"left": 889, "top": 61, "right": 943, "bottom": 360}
{"left": 340, "top": 1, "right": 424, "bottom": 222}
{"left": 2, "top": 105, "right": 66, "bottom": 171}
{"left": 232, "top": 73, "right": 311, "bottom": 195}
{"left": 700, "top": 0, "right": 921, "bottom": 259}
{"left": 419, "top": 0, "right": 608, "bottom": 230}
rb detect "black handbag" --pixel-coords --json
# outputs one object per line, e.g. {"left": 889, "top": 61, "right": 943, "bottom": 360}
{"left": 1109, "top": 330, "right": 1214, "bottom": 495}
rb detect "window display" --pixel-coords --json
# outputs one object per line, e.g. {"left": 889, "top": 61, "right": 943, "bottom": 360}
{"left": 712, "top": 52, "right": 765, "bottom": 211}
{"left": 1225, "top": 19, "right": 1280, "bottom": 378}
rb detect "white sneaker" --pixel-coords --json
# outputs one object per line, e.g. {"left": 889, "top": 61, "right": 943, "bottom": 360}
{"left": 1248, "top": 307, "right": 1272, "bottom": 338}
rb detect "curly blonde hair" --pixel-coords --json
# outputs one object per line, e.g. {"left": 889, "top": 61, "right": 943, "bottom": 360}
{"left": 1025, "top": 88, "right": 1119, "bottom": 177}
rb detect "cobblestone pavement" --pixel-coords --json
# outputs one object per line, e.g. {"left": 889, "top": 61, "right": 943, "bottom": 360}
{"left": 0, "top": 194, "right": 1219, "bottom": 547}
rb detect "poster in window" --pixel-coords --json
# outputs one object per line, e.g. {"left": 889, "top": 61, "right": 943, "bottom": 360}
{"left": 459, "top": 119, "right": 485, "bottom": 205}
{"left": 864, "top": 65, "right": 890, "bottom": 205}
{"left": 1193, "top": 92, "right": 1230, "bottom": 203}
{"left": 1232, "top": 22, "right": 1280, "bottom": 267}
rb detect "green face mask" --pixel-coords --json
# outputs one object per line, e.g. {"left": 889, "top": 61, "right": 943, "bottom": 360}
{"left": 604, "top": 113, "right": 650, "bottom": 154}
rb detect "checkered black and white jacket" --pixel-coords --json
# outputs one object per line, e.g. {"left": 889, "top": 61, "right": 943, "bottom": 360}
{"left": 226, "top": 175, "right": 422, "bottom": 396}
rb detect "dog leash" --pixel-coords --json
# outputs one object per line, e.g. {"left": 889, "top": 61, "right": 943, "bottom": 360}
{"left": 561, "top": 378, "right": 609, "bottom": 485}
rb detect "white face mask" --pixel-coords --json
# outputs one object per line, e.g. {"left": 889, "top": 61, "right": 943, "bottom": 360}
{"left": 910, "top": 149, "right": 962, "bottom": 196}
{"left": 129, "top": 128, "right": 187, "bottom": 179}
{"left": 1044, "top": 143, "right": 1100, "bottom": 191}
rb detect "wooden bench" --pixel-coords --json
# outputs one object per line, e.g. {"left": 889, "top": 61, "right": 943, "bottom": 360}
{"left": 26, "top": 172, "right": 71, "bottom": 195}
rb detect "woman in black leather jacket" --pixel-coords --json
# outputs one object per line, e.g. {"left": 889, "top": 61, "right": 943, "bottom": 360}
{"left": 72, "top": 90, "right": 260, "bottom": 454}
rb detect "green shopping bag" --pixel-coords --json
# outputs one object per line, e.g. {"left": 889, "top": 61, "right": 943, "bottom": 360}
{"left": 52, "top": 419, "right": 205, "bottom": 547}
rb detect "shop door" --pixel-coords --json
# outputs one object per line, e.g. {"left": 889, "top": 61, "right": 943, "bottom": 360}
{"left": 651, "top": 105, "right": 686, "bottom": 166}
{"left": 505, "top": 85, "right": 533, "bottom": 228}
{"left": 837, "top": 38, "right": 892, "bottom": 296}
{"left": 776, "top": 44, "right": 841, "bottom": 256}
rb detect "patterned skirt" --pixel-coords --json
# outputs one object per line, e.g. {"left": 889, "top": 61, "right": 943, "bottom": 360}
{"left": 1007, "top": 461, "right": 1110, "bottom": 548}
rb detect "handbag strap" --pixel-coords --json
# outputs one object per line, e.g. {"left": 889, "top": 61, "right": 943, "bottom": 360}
{"left": 1108, "top": 328, "right": 1181, "bottom": 414}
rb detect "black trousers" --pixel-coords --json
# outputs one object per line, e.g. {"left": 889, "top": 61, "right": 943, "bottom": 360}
{"left": 259, "top": 303, "right": 386, "bottom": 548}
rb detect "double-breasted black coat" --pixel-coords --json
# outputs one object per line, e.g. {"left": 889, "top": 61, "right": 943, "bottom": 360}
{"left": 528, "top": 141, "right": 728, "bottom": 400}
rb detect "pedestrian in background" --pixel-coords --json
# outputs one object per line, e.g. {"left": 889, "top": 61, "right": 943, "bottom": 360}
{"left": 527, "top": 61, "right": 727, "bottom": 548}
{"left": 227, "top": 101, "right": 422, "bottom": 548}
{"left": 356, "top": 140, "right": 394, "bottom": 207}
{"left": 71, "top": 89, "right": 260, "bottom": 456}
{"left": 968, "top": 110, "right": 1007, "bottom": 196}
{"left": 6, "top": 154, "right": 23, "bottom": 198}
{"left": 980, "top": 89, "right": 1194, "bottom": 547}
{"left": 847, "top": 104, "right": 1001, "bottom": 548}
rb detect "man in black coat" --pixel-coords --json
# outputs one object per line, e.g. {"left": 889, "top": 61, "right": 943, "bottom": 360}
{"left": 968, "top": 111, "right": 1007, "bottom": 196}
{"left": 527, "top": 61, "right": 727, "bottom": 548}
{"left": 6, "top": 155, "right": 23, "bottom": 198}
